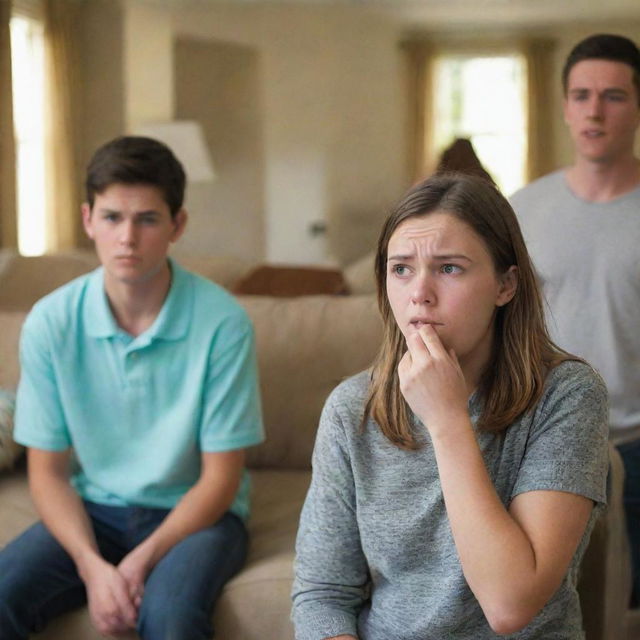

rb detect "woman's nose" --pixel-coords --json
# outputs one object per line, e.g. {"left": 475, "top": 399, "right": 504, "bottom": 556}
{"left": 410, "top": 273, "right": 435, "bottom": 305}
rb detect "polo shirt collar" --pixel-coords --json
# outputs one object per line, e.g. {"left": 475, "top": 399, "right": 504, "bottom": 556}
{"left": 84, "top": 258, "right": 192, "bottom": 342}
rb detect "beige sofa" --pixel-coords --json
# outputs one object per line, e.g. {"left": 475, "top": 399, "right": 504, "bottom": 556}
{"left": 0, "top": 253, "right": 632, "bottom": 640}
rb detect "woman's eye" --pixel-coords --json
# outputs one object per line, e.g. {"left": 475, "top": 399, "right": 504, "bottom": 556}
{"left": 441, "top": 264, "right": 461, "bottom": 275}
{"left": 392, "top": 265, "right": 408, "bottom": 276}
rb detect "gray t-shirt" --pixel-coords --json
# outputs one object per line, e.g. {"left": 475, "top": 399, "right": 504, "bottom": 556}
{"left": 292, "top": 361, "right": 608, "bottom": 640}
{"left": 511, "top": 171, "right": 640, "bottom": 443}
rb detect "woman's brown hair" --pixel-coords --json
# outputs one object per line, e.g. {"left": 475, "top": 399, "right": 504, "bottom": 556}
{"left": 365, "top": 173, "right": 571, "bottom": 449}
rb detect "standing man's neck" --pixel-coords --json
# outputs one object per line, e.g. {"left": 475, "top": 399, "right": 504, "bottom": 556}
{"left": 104, "top": 260, "right": 172, "bottom": 337}
{"left": 565, "top": 154, "right": 640, "bottom": 202}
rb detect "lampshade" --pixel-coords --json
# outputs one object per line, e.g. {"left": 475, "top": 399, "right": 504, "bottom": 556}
{"left": 133, "top": 120, "right": 216, "bottom": 182}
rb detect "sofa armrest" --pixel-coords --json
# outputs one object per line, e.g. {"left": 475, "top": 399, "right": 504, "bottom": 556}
{"left": 578, "top": 442, "right": 631, "bottom": 640}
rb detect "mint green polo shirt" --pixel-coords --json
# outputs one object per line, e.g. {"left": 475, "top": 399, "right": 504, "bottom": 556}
{"left": 14, "top": 260, "right": 264, "bottom": 521}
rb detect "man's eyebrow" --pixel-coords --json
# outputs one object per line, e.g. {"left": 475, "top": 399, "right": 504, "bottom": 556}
{"left": 134, "top": 210, "right": 162, "bottom": 217}
{"left": 569, "top": 87, "right": 629, "bottom": 96}
{"left": 97, "top": 208, "right": 161, "bottom": 216}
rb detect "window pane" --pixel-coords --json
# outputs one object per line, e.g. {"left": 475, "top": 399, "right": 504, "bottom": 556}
{"left": 10, "top": 15, "right": 46, "bottom": 256}
{"left": 433, "top": 54, "right": 527, "bottom": 196}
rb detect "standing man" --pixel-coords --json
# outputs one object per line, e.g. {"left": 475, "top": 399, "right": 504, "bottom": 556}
{"left": 0, "top": 136, "right": 264, "bottom": 639}
{"left": 511, "top": 34, "right": 640, "bottom": 606}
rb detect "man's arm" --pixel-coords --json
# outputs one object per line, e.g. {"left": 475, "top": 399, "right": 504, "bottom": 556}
{"left": 27, "top": 447, "right": 138, "bottom": 635}
{"left": 117, "top": 449, "right": 244, "bottom": 602}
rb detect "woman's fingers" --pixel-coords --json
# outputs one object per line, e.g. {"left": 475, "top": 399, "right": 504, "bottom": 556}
{"left": 417, "top": 324, "right": 448, "bottom": 359}
{"left": 405, "top": 329, "right": 430, "bottom": 361}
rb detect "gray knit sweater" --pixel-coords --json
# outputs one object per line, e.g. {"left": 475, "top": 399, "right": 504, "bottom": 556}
{"left": 292, "top": 361, "right": 608, "bottom": 640}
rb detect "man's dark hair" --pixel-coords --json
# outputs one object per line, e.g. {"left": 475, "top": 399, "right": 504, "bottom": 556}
{"left": 85, "top": 136, "right": 186, "bottom": 218}
{"left": 562, "top": 34, "right": 640, "bottom": 102}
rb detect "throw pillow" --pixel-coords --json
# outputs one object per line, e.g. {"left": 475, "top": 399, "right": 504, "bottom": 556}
{"left": 0, "top": 389, "right": 23, "bottom": 471}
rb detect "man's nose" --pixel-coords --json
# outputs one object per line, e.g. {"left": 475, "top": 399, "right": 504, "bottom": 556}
{"left": 587, "top": 94, "right": 605, "bottom": 119}
{"left": 119, "top": 220, "right": 137, "bottom": 246}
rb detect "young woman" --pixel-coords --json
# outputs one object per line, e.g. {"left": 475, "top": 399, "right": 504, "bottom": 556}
{"left": 292, "top": 173, "right": 609, "bottom": 640}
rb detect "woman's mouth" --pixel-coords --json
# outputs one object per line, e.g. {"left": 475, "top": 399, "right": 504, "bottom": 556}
{"left": 410, "top": 319, "right": 444, "bottom": 329}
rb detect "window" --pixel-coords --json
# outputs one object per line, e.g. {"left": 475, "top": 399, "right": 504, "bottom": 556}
{"left": 10, "top": 10, "right": 46, "bottom": 256}
{"left": 432, "top": 53, "right": 527, "bottom": 196}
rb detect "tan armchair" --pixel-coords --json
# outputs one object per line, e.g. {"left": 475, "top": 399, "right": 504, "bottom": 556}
{"left": 578, "top": 443, "right": 631, "bottom": 640}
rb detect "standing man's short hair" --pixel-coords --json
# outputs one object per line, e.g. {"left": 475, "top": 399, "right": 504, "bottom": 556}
{"left": 85, "top": 136, "right": 186, "bottom": 218}
{"left": 562, "top": 34, "right": 640, "bottom": 102}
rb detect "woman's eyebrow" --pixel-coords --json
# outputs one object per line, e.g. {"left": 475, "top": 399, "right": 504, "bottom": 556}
{"left": 387, "top": 253, "right": 472, "bottom": 262}
{"left": 432, "top": 254, "right": 472, "bottom": 262}
{"left": 387, "top": 254, "right": 414, "bottom": 262}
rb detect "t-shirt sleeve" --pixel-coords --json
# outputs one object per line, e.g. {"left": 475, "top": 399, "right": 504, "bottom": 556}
{"left": 292, "top": 388, "right": 369, "bottom": 640}
{"left": 14, "top": 308, "right": 71, "bottom": 450}
{"left": 511, "top": 361, "right": 609, "bottom": 505}
{"left": 198, "top": 312, "right": 264, "bottom": 452}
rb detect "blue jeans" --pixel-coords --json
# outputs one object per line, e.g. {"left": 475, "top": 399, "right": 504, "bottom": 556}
{"left": 618, "top": 439, "right": 640, "bottom": 607}
{"left": 0, "top": 501, "right": 248, "bottom": 640}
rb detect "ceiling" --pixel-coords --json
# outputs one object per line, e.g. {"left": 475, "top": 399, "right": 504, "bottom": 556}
{"left": 150, "top": 0, "right": 640, "bottom": 29}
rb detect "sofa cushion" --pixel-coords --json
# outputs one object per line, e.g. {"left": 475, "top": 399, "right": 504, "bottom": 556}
{"left": 0, "top": 311, "right": 27, "bottom": 389}
{"left": 0, "top": 250, "right": 98, "bottom": 311}
{"left": 214, "top": 469, "right": 308, "bottom": 639}
{"left": 172, "top": 253, "right": 255, "bottom": 290}
{"left": 0, "top": 389, "right": 22, "bottom": 471}
{"left": 238, "top": 294, "right": 383, "bottom": 470}
{"left": 343, "top": 251, "right": 376, "bottom": 295}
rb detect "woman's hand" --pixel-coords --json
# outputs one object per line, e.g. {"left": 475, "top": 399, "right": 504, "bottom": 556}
{"left": 397, "top": 324, "right": 470, "bottom": 436}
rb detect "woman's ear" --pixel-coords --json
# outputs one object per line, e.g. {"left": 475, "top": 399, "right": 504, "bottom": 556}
{"left": 496, "top": 265, "right": 518, "bottom": 307}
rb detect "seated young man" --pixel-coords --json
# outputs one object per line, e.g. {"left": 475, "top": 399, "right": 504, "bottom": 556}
{"left": 0, "top": 136, "right": 264, "bottom": 640}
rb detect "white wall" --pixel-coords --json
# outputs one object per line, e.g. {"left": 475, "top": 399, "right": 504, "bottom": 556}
{"left": 174, "top": 37, "right": 265, "bottom": 261}
{"left": 171, "top": 5, "right": 409, "bottom": 265}
{"left": 123, "top": 2, "right": 174, "bottom": 131}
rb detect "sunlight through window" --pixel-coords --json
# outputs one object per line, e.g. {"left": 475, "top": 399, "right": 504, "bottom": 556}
{"left": 10, "top": 14, "right": 46, "bottom": 256}
{"left": 433, "top": 54, "right": 527, "bottom": 196}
